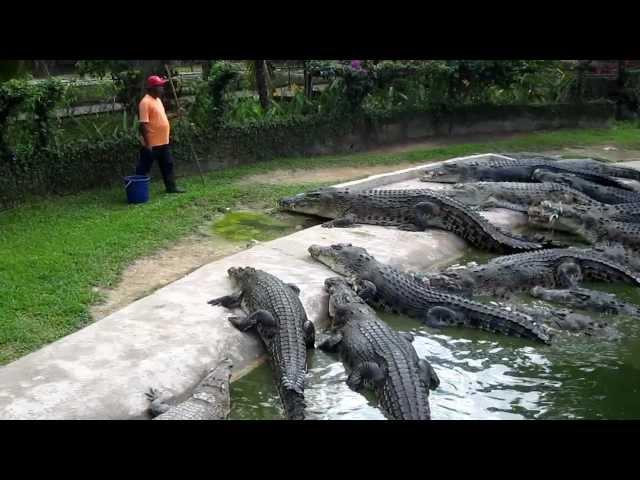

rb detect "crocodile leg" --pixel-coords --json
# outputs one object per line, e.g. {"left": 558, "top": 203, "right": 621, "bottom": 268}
{"left": 347, "top": 361, "right": 385, "bottom": 391}
{"left": 318, "top": 331, "right": 343, "bottom": 352}
{"left": 287, "top": 283, "right": 301, "bottom": 296}
{"left": 146, "top": 388, "right": 172, "bottom": 418}
{"left": 228, "top": 309, "right": 276, "bottom": 334}
{"left": 556, "top": 261, "right": 583, "bottom": 288}
{"left": 418, "top": 359, "right": 440, "bottom": 390}
{"left": 398, "top": 331, "right": 415, "bottom": 344}
{"left": 424, "top": 306, "right": 462, "bottom": 327}
{"left": 303, "top": 320, "right": 316, "bottom": 349}
{"left": 354, "top": 279, "right": 377, "bottom": 301}
{"left": 322, "top": 214, "right": 358, "bottom": 229}
{"left": 413, "top": 201, "right": 436, "bottom": 229}
{"left": 208, "top": 291, "right": 243, "bottom": 308}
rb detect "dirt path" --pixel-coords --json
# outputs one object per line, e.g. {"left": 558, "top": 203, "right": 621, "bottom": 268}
{"left": 91, "top": 137, "right": 640, "bottom": 321}
{"left": 91, "top": 233, "right": 244, "bottom": 320}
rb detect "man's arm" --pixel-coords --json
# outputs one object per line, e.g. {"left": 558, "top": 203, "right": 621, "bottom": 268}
{"left": 138, "top": 99, "right": 152, "bottom": 149}
{"left": 139, "top": 122, "right": 152, "bottom": 149}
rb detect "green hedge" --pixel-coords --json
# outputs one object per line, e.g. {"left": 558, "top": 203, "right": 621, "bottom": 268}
{"left": 0, "top": 102, "right": 615, "bottom": 209}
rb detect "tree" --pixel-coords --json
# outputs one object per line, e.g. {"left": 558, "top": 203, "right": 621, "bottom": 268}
{"left": 0, "top": 61, "right": 28, "bottom": 82}
{"left": 75, "top": 60, "right": 170, "bottom": 113}
{"left": 254, "top": 60, "right": 271, "bottom": 110}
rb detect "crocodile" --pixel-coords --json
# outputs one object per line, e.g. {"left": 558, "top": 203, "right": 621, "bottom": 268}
{"left": 502, "top": 303, "right": 619, "bottom": 339}
{"left": 502, "top": 153, "right": 640, "bottom": 182}
{"left": 279, "top": 187, "right": 557, "bottom": 254}
{"left": 146, "top": 359, "right": 233, "bottom": 420}
{"left": 528, "top": 201, "right": 640, "bottom": 251}
{"left": 308, "top": 243, "right": 552, "bottom": 343}
{"left": 318, "top": 276, "right": 439, "bottom": 420}
{"left": 531, "top": 286, "right": 640, "bottom": 319}
{"left": 445, "top": 181, "right": 596, "bottom": 213}
{"left": 532, "top": 169, "right": 640, "bottom": 204}
{"left": 420, "top": 155, "right": 633, "bottom": 190}
{"left": 208, "top": 267, "right": 315, "bottom": 420}
{"left": 423, "top": 248, "right": 640, "bottom": 299}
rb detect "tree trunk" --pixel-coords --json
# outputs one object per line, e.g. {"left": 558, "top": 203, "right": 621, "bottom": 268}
{"left": 303, "top": 60, "right": 313, "bottom": 98}
{"left": 254, "top": 60, "right": 270, "bottom": 110}
{"left": 202, "top": 61, "right": 213, "bottom": 80}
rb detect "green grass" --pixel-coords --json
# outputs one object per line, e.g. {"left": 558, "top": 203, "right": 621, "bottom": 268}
{"left": 1, "top": 123, "right": 638, "bottom": 365}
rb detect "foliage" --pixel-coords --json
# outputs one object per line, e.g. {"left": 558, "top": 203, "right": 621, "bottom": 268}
{"left": 189, "top": 61, "right": 239, "bottom": 127}
{"left": 0, "top": 61, "right": 29, "bottom": 82}
{"left": 0, "top": 79, "right": 30, "bottom": 158}
{"left": 76, "top": 60, "right": 171, "bottom": 113}
{"left": 0, "top": 78, "right": 65, "bottom": 158}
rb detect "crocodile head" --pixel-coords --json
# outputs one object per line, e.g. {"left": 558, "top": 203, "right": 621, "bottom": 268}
{"left": 308, "top": 243, "right": 375, "bottom": 277}
{"left": 278, "top": 188, "right": 350, "bottom": 218}
{"left": 324, "top": 276, "right": 365, "bottom": 321}
{"left": 421, "top": 162, "right": 469, "bottom": 183}
{"left": 527, "top": 201, "right": 590, "bottom": 235}
{"left": 226, "top": 266, "right": 258, "bottom": 286}
{"left": 531, "top": 286, "right": 594, "bottom": 305}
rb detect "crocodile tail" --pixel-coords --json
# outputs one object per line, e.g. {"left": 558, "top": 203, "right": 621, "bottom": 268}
{"left": 280, "top": 387, "right": 306, "bottom": 420}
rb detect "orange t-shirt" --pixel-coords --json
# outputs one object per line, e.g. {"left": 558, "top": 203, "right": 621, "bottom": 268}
{"left": 138, "top": 94, "right": 170, "bottom": 147}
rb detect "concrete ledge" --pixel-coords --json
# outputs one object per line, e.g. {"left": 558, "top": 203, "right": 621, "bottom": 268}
{"left": 0, "top": 154, "right": 527, "bottom": 419}
{"left": 334, "top": 154, "right": 515, "bottom": 190}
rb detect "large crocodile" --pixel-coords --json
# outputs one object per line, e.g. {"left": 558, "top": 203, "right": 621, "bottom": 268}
{"left": 208, "top": 267, "right": 315, "bottom": 420}
{"left": 279, "top": 187, "right": 556, "bottom": 254}
{"left": 420, "top": 155, "right": 633, "bottom": 190}
{"left": 308, "top": 243, "right": 552, "bottom": 343}
{"left": 531, "top": 286, "right": 640, "bottom": 319}
{"left": 146, "top": 359, "right": 233, "bottom": 420}
{"left": 503, "top": 153, "right": 640, "bottom": 182}
{"left": 319, "top": 276, "right": 439, "bottom": 420}
{"left": 528, "top": 201, "right": 640, "bottom": 251}
{"left": 445, "top": 181, "right": 596, "bottom": 213}
{"left": 422, "top": 248, "right": 640, "bottom": 298}
{"left": 532, "top": 169, "right": 640, "bottom": 204}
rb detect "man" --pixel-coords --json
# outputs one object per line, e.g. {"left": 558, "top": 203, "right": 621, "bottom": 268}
{"left": 135, "top": 75, "right": 185, "bottom": 193}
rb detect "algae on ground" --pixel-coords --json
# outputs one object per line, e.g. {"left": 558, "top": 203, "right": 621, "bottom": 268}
{"left": 212, "top": 211, "right": 295, "bottom": 242}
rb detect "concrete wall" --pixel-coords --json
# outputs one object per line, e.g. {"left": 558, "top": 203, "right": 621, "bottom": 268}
{"left": 176, "top": 103, "right": 616, "bottom": 179}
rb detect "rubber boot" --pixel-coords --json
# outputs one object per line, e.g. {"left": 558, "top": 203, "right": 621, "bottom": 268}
{"left": 164, "top": 175, "right": 186, "bottom": 194}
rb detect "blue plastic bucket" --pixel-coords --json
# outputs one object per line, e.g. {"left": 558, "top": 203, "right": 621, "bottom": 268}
{"left": 124, "top": 175, "right": 150, "bottom": 204}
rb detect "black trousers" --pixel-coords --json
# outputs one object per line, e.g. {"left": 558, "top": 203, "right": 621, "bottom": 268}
{"left": 135, "top": 144, "right": 175, "bottom": 186}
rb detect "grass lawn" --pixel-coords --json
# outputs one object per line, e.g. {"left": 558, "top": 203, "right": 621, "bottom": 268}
{"left": 1, "top": 123, "right": 639, "bottom": 365}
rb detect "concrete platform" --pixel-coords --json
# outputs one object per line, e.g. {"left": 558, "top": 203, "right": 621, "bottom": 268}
{"left": 0, "top": 154, "right": 527, "bottom": 419}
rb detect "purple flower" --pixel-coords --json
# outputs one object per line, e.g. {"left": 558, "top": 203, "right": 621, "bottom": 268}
{"left": 350, "top": 60, "right": 363, "bottom": 71}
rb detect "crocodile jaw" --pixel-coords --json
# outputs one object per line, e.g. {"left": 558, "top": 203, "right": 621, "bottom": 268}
{"left": 308, "top": 244, "right": 351, "bottom": 276}
{"left": 278, "top": 190, "right": 343, "bottom": 218}
{"left": 421, "top": 164, "right": 462, "bottom": 183}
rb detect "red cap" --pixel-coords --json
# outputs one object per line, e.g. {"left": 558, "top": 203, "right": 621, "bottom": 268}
{"left": 146, "top": 75, "right": 168, "bottom": 88}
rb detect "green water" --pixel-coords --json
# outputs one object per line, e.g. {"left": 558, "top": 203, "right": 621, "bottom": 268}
{"left": 212, "top": 211, "right": 322, "bottom": 243}
{"left": 229, "top": 246, "right": 640, "bottom": 420}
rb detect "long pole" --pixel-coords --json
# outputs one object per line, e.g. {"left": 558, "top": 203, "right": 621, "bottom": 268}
{"left": 164, "top": 64, "right": 206, "bottom": 185}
